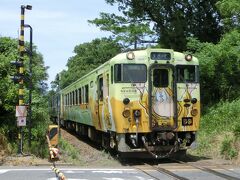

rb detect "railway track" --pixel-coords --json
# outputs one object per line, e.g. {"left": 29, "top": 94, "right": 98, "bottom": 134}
{"left": 135, "top": 159, "right": 240, "bottom": 180}
{"left": 61, "top": 128, "right": 240, "bottom": 179}
{"left": 169, "top": 158, "right": 240, "bottom": 180}
{"left": 137, "top": 163, "right": 189, "bottom": 180}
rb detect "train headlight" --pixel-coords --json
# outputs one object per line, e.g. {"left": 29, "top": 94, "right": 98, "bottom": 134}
{"left": 185, "top": 54, "right": 192, "bottom": 61}
{"left": 122, "top": 109, "right": 130, "bottom": 118}
{"left": 126, "top": 51, "right": 135, "bottom": 60}
{"left": 191, "top": 109, "right": 198, "bottom": 116}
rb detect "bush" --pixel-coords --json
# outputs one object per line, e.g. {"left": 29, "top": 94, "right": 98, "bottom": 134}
{"left": 191, "top": 99, "right": 240, "bottom": 160}
{"left": 58, "top": 138, "right": 81, "bottom": 164}
{"left": 220, "top": 135, "right": 238, "bottom": 159}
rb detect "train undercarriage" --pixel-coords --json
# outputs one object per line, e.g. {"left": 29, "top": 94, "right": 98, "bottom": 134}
{"left": 52, "top": 117, "right": 196, "bottom": 159}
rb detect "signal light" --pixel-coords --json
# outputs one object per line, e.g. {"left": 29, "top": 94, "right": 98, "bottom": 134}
{"left": 26, "top": 5, "right": 32, "bottom": 10}
{"left": 10, "top": 61, "right": 23, "bottom": 67}
{"left": 10, "top": 74, "right": 24, "bottom": 84}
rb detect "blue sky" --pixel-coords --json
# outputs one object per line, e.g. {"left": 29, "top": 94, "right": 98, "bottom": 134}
{"left": 0, "top": 0, "right": 118, "bottom": 87}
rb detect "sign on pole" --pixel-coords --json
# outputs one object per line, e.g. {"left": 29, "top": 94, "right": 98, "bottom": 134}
{"left": 17, "top": 116, "right": 26, "bottom": 127}
{"left": 16, "top": 106, "right": 27, "bottom": 117}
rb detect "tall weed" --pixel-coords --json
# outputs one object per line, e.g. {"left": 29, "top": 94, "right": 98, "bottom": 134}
{"left": 193, "top": 99, "right": 240, "bottom": 159}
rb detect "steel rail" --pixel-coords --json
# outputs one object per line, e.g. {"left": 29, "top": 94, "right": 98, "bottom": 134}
{"left": 170, "top": 158, "right": 240, "bottom": 180}
{"left": 142, "top": 163, "right": 190, "bottom": 180}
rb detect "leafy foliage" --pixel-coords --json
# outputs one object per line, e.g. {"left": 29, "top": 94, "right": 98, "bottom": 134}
{"left": 220, "top": 135, "right": 238, "bottom": 159}
{"left": 187, "top": 30, "right": 240, "bottom": 104}
{"left": 54, "top": 38, "right": 122, "bottom": 89}
{"left": 0, "top": 36, "right": 50, "bottom": 157}
{"left": 90, "top": 0, "right": 223, "bottom": 51}
{"left": 192, "top": 99, "right": 240, "bottom": 159}
{"left": 216, "top": 0, "right": 240, "bottom": 31}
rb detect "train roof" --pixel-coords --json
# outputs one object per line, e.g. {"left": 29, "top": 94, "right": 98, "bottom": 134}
{"left": 61, "top": 48, "right": 198, "bottom": 92}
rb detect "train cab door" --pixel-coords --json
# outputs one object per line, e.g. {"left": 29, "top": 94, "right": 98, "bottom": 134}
{"left": 97, "top": 75, "right": 104, "bottom": 130}
{"left": 149, "top": 64, "right": 177, "bottom": 130}
{"left": 97, "top": 74, "right": 110, "bottom": 131}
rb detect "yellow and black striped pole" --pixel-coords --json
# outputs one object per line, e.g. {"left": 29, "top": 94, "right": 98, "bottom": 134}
{"left": 19, "top": 5, "right": 25, "bottom": 106}
{"left": 17, "top": 5, "right": 25, "bottom": 154}
{"left": 16, "top": 4, "right": 32, "bottom": 155}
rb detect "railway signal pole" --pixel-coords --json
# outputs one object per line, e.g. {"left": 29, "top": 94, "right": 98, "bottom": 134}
{"left": 24, "top": 24, "right": 33, "bottom": 148}
{"left": 12, "top": 5, "right": 32, "bottom": 154}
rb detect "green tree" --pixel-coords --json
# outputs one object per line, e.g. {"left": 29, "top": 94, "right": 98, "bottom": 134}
{"left": 216, "top": 0, "right": 240, "bottom": 31}
{"left": 58, "top": 38, "right": 122, "bottom": 89}
{"left": 187, "top": 30, "right": 240, "bottom": 104}
{"left": 89, "top": 0, "right": 223, "bottom": 51}
{"left": 0, "top": 36, "right": 50, "bottom": 156}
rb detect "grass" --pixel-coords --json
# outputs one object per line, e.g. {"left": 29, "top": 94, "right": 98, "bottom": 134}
{"left": 191, "top": 99, "right": 240, "bottom": 160}
{"left": 58, "top": 138, "right": 82, "bottom": 165}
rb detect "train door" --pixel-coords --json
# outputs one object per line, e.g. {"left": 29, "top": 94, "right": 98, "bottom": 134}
{"left": 97, "top": 74, "right": 110, "bottom": 131}
{"left": 97, "top": 75, "right": 104, "bottom": 130}
{"left": 149, "top": 64, "right": 177, "bottom": 130}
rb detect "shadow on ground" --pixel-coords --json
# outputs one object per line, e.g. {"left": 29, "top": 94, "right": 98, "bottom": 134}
{"left": 118, "top": 153, "right": 210, "bottom": 166}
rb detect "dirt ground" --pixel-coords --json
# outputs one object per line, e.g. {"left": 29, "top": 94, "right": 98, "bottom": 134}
{"left": 59, "top": 128, "right": 121, "bottom": 167}
{"left": 0, "top": 129, "right": 121, "bottom": 167}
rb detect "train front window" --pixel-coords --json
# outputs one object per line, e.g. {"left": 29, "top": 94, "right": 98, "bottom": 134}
{"left": 114, "top": 64, "right": 147, "bottom": 83}
{"left": 153, "top": 69, "right": 169, "bottom": 87}
{"left": 176, "top": 65, "right": 199, "bottom": 83}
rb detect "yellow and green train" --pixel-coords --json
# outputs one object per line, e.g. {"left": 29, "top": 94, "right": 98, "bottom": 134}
{"left": 50, "top": 48, "right": 200, "bottom": 158}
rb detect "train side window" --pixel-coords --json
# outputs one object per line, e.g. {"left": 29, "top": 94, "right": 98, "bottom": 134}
{"left": 73, "top": 91, "right": 75, "bottom": 105}
{"left": 69, "top": 93, "right": 70, "bottom": 105}
{"left": 153, "top": 69, "right": 169, "bottom": 87}
{"left": 72, "top": 92, "right": 74, "bottom": 105}
{"left": 79, "top": 88, "right": 82, "bottom": 104}
{"left": 85, "top": 85, "right": 89, "bottom": 103}
{"left": 69, "top": 92, "right": 72, "bottom": 106}
{"left": 82, "top": 87, "right": 85, "bottom": 104}
{"left": 106, "top": 74, "right": 109, "bottom": 95}
{"left": 114, "top": 64, "right": 122, "bottom": 82}
{"left": 67, "top": 93, "right": 69, "bottom": 105}
{"left": 68, "top": 93, "right": 70, "bottom": 105}
{"left": 75, "top": 90, "right": 78, "bottom": 105}
{"left": 98, "top": 77, "right": 103, "bottom": 101}
{"left": 66, "top": 94, "right": 68, "bottom": 105}
{"left": 111, "top": 66, "right": 113, "bottom": 84}
{"left": 65, "top": 95, "right": 67, "bottom": 106}
{"left": 71, "top": 92, "right": 73, "bottom": 105}
{"left": 64, "top": 95, "right": 66, "bottom": 106}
